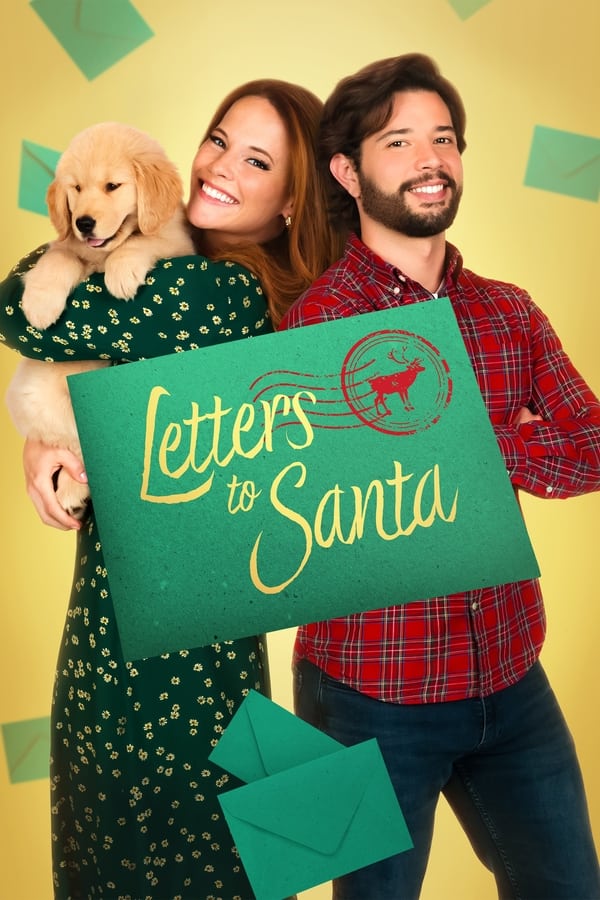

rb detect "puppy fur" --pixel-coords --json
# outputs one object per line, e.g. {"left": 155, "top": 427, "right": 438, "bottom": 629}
{"left": 6, "top": 122, "right": 195, "bottom": 518}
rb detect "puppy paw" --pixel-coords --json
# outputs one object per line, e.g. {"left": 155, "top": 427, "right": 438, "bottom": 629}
{"left": 21, "top": 284, "right": 68, "bottom": 330}
{"left": 104, "top": 261, "right": 149, "bottom": 300}
{"left": 56, "top": 470, "right": 91, "bottom": 521}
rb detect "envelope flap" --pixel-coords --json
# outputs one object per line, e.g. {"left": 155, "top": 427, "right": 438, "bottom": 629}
{"left": 248, "top": 694, "right": 343, "bottom": 778}
{"left": 219, "top": 742, "right": 374, "bottom": 856}
{"left": 209, "top": 690, "right": 342, "bottom": 783}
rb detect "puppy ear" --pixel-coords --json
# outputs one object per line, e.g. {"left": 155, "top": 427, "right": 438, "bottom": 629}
{"left": 134, "top": 156, "right": 184, "bottom": 234}
{"left": 46, "top": 180, "right": 72, "bottom": 240}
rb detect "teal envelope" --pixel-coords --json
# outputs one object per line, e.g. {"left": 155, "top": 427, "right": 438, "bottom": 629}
{"left": 30, "top": 0, "right": 154, "bottom": 80}
{"left": 1, "top": 715, "right": 51, "bottom": 784}
{"left": 19, "top": 140, "right": 61, "bottom": 216}
{"left": 209, "top": 691, "right": 412, "bottom": 899}
{"left": 448, "top": 0, "right": 492, "bottom": 20}
{"left": 209, "top": 687, "right": 342, "bottom": 783}
{"left": 524, "top": 125, "right": 600, "bottom": 202}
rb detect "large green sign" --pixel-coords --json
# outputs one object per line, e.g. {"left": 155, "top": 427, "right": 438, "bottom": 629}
{"left": 68, "top": 299, "right": 539, "bottom": 660}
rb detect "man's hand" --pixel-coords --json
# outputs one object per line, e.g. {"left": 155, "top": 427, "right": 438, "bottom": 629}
{"left": 512, "top": 406, "right": 543, "bottom": 426}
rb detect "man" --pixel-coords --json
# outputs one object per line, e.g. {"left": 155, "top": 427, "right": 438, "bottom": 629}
{"left": 279, "top": 54, "right": 600, "bottom": 899}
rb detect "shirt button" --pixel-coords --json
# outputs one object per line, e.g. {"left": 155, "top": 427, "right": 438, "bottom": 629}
{"left": 471, "top": 602, "right": 479, "bottom": 612}
{"left": 393, "top": 286, "right": 400, "bottom": 295}
{"left": 545, "top": 485, "right": 553, "bottom": 494}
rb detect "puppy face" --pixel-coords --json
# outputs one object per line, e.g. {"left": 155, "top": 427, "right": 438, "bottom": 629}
{"left": 60, "top": 163, "right": 138, "bottom": 251}
{"left": 47, "top": 122, "right": 185, "bottom": 252}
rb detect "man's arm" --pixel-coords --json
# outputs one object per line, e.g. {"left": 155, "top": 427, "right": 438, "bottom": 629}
{"left": 282, "top": 280, "right": 600, "bottom": 500}
{"left": 495, "top": 301, "right": 600, "bottom": 499}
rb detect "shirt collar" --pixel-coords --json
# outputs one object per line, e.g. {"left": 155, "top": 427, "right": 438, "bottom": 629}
{"left": 346, "top": 232, "right": 463, "bottom": 292}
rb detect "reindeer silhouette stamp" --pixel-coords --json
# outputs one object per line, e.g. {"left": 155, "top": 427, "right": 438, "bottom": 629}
{"left": 341, "top": 328, "right": 452, "bottom": 436}
{"left": 368, "top": 350, "right": 426, "bottom": 416}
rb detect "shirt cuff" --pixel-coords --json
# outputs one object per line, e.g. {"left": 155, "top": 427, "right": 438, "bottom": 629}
{"left": 494, "top": 425, "right": 531, "bottom": 481}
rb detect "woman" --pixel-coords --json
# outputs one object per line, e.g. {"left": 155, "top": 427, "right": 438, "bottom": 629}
{"left": 0, "top": 80, "right": 343, "bottom": 899}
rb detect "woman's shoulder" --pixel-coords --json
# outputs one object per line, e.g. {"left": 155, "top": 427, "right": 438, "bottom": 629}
{"left": 147, "top": 254, "right": 262, "bottom": 289}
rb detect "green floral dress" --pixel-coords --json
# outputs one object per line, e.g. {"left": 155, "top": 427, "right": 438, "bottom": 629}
{"left": 0, "top": 247, "right": 272, "bottom": 900}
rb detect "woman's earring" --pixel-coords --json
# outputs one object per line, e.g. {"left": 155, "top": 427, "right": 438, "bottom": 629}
{"left": 284, "top": 215, "right": 292, "bottom": 229}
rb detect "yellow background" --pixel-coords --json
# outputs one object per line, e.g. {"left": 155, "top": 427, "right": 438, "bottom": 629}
{"left": 0, "top": 1, "right": 598, "bottom": 897}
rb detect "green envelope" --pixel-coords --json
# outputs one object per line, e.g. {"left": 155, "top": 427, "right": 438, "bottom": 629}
{"left": 210, "top": 688, "right": 344, "bottom": 782}
{"left": 524, "top": 125, "right": 600, "bottom": 202}
{"left": 447, "top": 0, "right": 492, "bottom": 20}
{"left": 209, "top": 691, "right": 412, "bottom": 899}
{"left": 1, "top": 715, "right": 51, "bottom": 784}
{"left": 30, "top": 0, "right": 154, "bottom": 80}
{"left": 19, "top": 140, "right": 61, "bottom": 216}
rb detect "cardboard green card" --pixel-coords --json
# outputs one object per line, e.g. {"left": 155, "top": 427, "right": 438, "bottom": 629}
{"left": 68, "top": 299, "right": 540, "bottom": 659}
{"left": 209, "top": 691, "right": 412, "bottom": 900}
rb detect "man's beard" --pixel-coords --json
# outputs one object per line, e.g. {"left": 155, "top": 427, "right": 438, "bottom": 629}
{"left": 358, "top": 170, "right": 462, "bottom": 237}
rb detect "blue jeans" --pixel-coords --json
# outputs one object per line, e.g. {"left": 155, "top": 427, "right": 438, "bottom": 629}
{"left": 294, "top": 658, "right": 600, "bottom": 900}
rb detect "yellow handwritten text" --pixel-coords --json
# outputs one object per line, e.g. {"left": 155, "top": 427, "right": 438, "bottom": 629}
{"left": 141, "top": 386, "right": 316, "bottom": 503}
{"left": 249, "top": 460, "right": 458, "bottom": 593}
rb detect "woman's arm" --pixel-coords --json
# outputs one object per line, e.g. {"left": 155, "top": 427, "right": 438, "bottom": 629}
{"left": 3, "top": 246, "right": 273, "bottom": 529}
{"left": 0, "top": 247, "right": 272, "bottom": 362}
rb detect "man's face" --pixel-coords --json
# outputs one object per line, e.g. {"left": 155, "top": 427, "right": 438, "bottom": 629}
{"left": 354, "top": 90, "right": 463, "bottom": 238}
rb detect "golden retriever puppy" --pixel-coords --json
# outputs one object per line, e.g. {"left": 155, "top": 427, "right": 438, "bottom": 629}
{"left": 22, "top": 121, "right": 194, "bottom": 328}
{"left": 6, "top": 122, "right": 195, "bottom": 518}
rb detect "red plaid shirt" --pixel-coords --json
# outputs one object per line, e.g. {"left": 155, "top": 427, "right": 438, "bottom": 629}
{"left": 279, "top": 234, "right": 600, "bottom": 703}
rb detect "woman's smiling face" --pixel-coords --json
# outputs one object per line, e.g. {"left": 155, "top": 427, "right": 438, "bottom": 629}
{"left": 187, "top": 95, "right": 294, "bottom": 250}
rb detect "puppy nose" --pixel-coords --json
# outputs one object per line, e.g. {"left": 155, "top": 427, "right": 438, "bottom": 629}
{"left": 76, "top": 215, "right": 96, "bottom": 235}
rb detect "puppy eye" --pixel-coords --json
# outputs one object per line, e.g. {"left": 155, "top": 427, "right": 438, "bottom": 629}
{"left": 74, "top": 185, "right": 81, "bottom": 193}
{"left": 105, "top": 183, "right": 121, "bottom": 192}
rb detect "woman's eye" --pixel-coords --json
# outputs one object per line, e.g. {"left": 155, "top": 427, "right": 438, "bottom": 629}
{"left": 209, "top": 134, "right": 225, "bottom": 148}
{"left": 248, "top": 158, "right": 269, "bottom": 170}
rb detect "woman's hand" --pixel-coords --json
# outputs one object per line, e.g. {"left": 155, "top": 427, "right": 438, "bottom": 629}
{"left": 23, "top": 438, "right": 88, "bottom": 531}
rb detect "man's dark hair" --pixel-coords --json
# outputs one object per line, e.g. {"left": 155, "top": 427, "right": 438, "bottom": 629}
{"left": 319, "top": 53, "right": 467, "bottom": 233}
